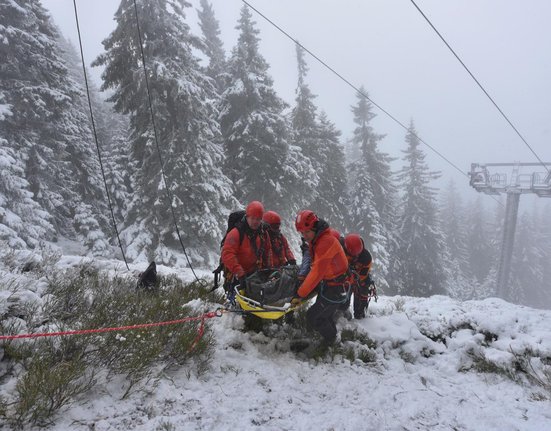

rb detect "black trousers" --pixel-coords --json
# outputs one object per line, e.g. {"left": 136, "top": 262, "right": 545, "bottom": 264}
{"left": 339, "top": 290, "right": 369, "bottom": 319}
{"left": 306, "top": 284, "right": 346, "bottom": 343}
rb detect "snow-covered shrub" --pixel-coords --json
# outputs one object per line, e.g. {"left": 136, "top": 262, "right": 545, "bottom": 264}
{"left": 1, "top": 266, "right": 216, "bottom": 426}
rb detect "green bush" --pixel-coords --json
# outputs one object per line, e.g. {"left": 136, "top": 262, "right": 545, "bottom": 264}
{"left": 1, "top": 265, "right": 216, "bottom": 426}
{"left": 9, "top": 337, "right": 94, "bottom": 427}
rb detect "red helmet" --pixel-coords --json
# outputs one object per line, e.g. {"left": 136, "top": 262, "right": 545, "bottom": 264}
{"left": 246, "top": 201, "right": 264, "bottom": 219}
{"left": 295, "top": 210, "right": 318, "bottom": 232}
{"left": 263, "top": 210, "right": 281, "bottom": 227}
{"left": 328, "top": 228, "right": 341, "bottom": 240}
{"left": 344, "top": 234, "right": 363, "bottom": 257}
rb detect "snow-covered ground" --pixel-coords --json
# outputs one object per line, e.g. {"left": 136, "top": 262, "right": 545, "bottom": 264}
{"left": 1, "top": 251, "right": 550, "bottom": 430}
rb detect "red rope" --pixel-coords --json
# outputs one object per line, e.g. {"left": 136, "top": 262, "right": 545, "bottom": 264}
{"left": 0, "top": 310, "right": 222, "bottom": 341}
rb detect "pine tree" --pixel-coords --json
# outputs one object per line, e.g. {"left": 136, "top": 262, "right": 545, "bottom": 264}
{"left": 508, "top": 211, "right": 543, "bottom": 306}
{"left": 472, "top": 197, "right": 503, "bottom": 299}
{"left": 0, "top": 140, "right": 54, "bottom": 248}
{"left": 57, "top": 36, "right": 116, "bottom": 255}
{"left": 58, "top": 36, "right": 132, "bottom": 227}
{"left": 290, "top": 46, "right": 347, "bottom": 227}
{"left": 314, "top": 112, "right": 348, "bottom": 230}
{"left": 197, "top": 0, "right": 226, "bottom": 94}
{"left": 465, "top": 196, "right": 497, "bottom": 284}
{"left": 394, "top": 121, "right": 446, "bottom": 296}
{"left": 94, "top": 0, "right": 234, "bottom": 264}
{"left": 347, "top": 89, "right": 396, "bottom": 288}
{"left": 535, "top": 203, "right": 551, "bottom": 308}
{"left": 219, "top": 5, "right": 292, "bottom": 215}
{"left": 0, "top": 0, "right": 110, "bottom": 254}
{"left": 440, "top": 180, "right": 473, "bottom": 299}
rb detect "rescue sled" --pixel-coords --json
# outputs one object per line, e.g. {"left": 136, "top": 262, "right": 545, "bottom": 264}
{"left": 234, "top": 266, "right": 304, "bottom": 319}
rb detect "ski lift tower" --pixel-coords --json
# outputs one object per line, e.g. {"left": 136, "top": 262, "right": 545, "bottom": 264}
{"left": 469, "top": 162, "right": 551, "bottom": 300}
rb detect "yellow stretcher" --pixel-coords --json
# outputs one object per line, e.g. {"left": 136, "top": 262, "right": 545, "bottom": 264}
{"left": 234, "top": 287, "right": 303, "bottom": 320}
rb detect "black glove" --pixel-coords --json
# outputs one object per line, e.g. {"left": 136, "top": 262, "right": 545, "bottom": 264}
{"left": 287, "top": 259, "right": 297, "bottom": 266}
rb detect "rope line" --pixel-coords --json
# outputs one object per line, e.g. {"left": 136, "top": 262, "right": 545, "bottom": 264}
{"left": 132, "top": 0, "right": 205, "bottom": 285}
{"left": 72, "top": 0, "right": 130, "bottom": 270}
{"left": 0, "top": 310, "right": 221, "bottom": 341}
{"left": 241, "top": 2, "right": 465, "bottom": 177}
{"left": 409, "top": 0, "right": 549, "bottom": 174}
{"left": 241, "top": 0, "right": 505, "bottom": 208}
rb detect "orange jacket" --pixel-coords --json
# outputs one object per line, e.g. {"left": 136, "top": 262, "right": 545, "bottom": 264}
{"left": 297, "top": 228, "right": 348, "bottom": 298}
{"left": 346, "top": 248, "right": 373, "bottom": 285}
{"left": 268, "top": 231, "right": 295, "bottom": 267}
{"left": 221, "top": 226, "right": 271, "bottom": 278}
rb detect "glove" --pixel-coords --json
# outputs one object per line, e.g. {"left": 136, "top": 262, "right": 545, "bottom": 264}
{"left": 290, "top": 296, "right": 303, "bottom": 307}
{"left": 226, "top": 287, "right": 236, "bottom": 306}
{"left": 238, "top": 276, "right": 247, "bottom": 289}
{"left": 287, "top": 259, "right": 297, "bottom": 266}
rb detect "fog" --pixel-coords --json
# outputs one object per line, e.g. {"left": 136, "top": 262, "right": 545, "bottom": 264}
{"left": 42, "top": 0, "right": 551, "bottom": 206}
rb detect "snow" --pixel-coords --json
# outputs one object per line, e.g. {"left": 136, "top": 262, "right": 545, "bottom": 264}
{"left": 0, "top": 253, "right": 550, "bottom": 430}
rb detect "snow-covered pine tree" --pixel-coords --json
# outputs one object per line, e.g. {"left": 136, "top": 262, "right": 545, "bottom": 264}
{"left": 1, "top": 0, "right": 111, "bottom": 254}
{"left": 314, "top": 112, "right": 348, "bottom": 231}
{"left": 58, "top": 36, "right": 132, "bottom": 229}
{"left": 0, "top": 8, "right": 55, "bottom": 249}
{"left": 536, "top": 202, "right": 551, "bottom": 308}
{"left": 0, "top": 0, "right": 67, "bottom": 239}
{"left": 0, "top": 139, "right": 54, "bottom": 248}
{"left": 465, "top": 196, "right": 497, "bottom": 285}
{"left": 56, "top": 36, "right": 117, "bottom": 255}
{"left": 94, "top": 0, "right": 234, "bottom": 264}
{"left": 440, "top": 180, "right": 473, "bottom": 300}
{"left": 197, "top": 0, "right": 227, "bottom": 94}
{"left": 290, "top": 46, "right": 347, "bottom": 228}
{"left": 471, "top": 197, "right": 504, "bottom": 299}
{"left": 394, "top": 121, "right": 446, "bottom": 297}
{"left": 508, "top": 210, "right": 545, "bottom": 307}
{"left": 347, "top": 88, "right": 396, "bottom": 288}
{"left": 219, "top": 5, "right": 292, "bottom": 216}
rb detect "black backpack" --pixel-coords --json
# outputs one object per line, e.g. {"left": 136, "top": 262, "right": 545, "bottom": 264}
{"left": 220, "top": 210, "right": 247, "bottom": 247}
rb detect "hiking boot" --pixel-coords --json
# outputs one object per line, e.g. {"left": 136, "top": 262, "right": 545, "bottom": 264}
{"left": 354, "top": 311, "right": 366, "bottom": 319}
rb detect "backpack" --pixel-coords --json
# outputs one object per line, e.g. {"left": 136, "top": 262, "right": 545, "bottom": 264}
{"left": 220, "top": 210, "right": 247, "bottom": 247}
{"left": 213, "top": 210, "right": 247, "bottom": 291}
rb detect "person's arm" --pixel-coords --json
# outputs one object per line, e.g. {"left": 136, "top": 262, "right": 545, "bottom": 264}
{"left": 298, "top": 248, "right": 311, "bottom": 277}
{"left": 221, "top": 228, "right": 245, "bottom": 277}
{"left": 282, "top": 235, "right": 296, "bottom": 264}
{"left": 297, "top": 237, "right": 335, "bottom": 298}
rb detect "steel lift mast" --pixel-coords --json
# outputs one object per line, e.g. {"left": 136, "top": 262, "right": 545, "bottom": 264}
{"left": 469, "top": 163, "right": 551, "bottom": 300}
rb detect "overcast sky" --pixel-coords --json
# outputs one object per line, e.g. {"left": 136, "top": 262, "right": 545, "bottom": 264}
{"left": 41, "top": 0, "right": 551, "bottom": 207}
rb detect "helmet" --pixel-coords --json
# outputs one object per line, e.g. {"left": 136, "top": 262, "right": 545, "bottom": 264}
{"left": 246, "top": 201, "right": 264, "bottom": 219}
{"left": 263, "top": 210, "right": 281, "bottom": 227}
{"left": 295, "top": 210, "right": 318, "bottom": 232}
{"left": 344, "top": 234, "right": 363, "bottom": 257}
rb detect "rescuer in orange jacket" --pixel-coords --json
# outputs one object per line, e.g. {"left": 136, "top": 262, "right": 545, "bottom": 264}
{"left": 263, "top": 210, "right": 296, "bottom": 268}
{"left": 293, "top": 210, "right": 349, "bottom": 345}
{"left": 342, "top": 233, "right": 374, "bottom": 319}
{"left": 221, "top": 201, "right": 272, "bottom": 290}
